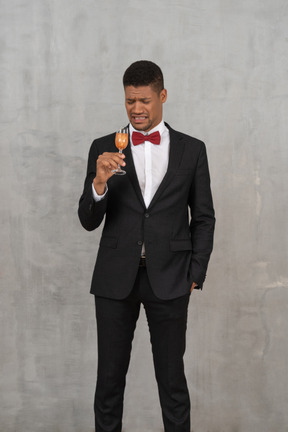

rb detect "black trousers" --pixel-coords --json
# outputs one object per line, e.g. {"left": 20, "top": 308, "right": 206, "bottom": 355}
{"left": 94, "top": 267, "right": 191, "bottom": 432}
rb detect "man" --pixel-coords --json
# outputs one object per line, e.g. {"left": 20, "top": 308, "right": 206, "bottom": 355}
{"left": 78, "top": 60, "right": 215, "bottom": 432}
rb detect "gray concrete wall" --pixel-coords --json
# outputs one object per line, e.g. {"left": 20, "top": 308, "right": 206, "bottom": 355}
{"left": 1, "top": 0, "right": 288, "bottom": 431}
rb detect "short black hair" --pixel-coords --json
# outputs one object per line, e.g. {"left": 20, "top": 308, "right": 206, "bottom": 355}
{"left": 123, "top": 60, "right": 164, "bottom": 94}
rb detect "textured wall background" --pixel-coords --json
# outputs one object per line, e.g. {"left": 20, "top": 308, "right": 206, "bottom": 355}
{"left": 1, "top": 0, "right": 288, "bottom": 431}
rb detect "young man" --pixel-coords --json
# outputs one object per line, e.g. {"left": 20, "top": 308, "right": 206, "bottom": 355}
{"left": 78, "top": 60, "right": 215, "bottom": 432}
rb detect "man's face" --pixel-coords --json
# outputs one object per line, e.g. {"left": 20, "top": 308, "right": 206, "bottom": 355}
{"left": 124, "top": 85, "right": 167, "bottom": 132}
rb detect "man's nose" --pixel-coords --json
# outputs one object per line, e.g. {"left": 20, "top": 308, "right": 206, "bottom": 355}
{"left": 133, "top": 101, "right": 144, "bottom": 113}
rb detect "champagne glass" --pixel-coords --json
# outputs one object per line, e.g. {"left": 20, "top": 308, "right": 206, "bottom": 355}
{"left": 112, "top": 127, "right": 129, "bottom": 175}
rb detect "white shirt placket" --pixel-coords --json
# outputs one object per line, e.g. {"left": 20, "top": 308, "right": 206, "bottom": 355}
{"left": 144, "top": 141, "right": 153, "bottom": 208}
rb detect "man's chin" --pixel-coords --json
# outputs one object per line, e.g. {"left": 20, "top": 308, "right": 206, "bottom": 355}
{"left": 131, "top": 122, "right": 152, "bottom": 132}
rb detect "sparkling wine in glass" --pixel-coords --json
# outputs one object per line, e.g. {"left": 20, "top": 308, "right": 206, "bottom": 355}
{"left": 112, "top": 127, "right": 129, "bottom": 175}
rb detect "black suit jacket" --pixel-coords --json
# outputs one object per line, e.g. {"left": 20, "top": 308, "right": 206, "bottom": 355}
{"left": 78, "top": 123, "right": 215, "bottom": 300}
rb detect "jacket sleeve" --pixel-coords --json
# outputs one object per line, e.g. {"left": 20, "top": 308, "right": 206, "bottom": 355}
{"left": 189, "top": 143, "right": 215, "bottom": 289}
{"left": 78, "top": 141, "right": 108, "bottom": 231}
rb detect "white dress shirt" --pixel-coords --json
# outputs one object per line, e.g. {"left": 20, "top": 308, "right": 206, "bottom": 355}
{"left": 129, "top": 120, "right": 169, "bottom": 208}
{"left": 92, "top": 120, "right": 170, "bottom": 208}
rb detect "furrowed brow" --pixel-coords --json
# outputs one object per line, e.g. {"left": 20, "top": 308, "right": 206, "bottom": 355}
{"left": 126, "top": 97, "right": 151, "bottom": 103}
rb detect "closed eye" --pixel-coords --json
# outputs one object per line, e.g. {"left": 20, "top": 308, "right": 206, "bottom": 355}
{"left": 126, "top": 98, "right": 151, "bottom": 104}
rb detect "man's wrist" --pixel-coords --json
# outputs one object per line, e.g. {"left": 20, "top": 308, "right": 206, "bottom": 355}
{"left": 93, "top": 178, "right": 106, "bottom": 196}
{"left": 92, "top": 181, "right": 108, "bottom": 202}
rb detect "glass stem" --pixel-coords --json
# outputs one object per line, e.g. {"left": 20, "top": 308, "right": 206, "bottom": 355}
{"left": 118, "top": 149, "right": 122, "bottom": 170}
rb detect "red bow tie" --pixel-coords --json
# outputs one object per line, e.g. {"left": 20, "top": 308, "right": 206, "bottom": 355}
{"left": 132, "top": 131, "right": 161, "bottom": 146}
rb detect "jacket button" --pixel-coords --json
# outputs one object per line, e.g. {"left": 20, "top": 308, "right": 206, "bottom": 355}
{"left": 144, "top": 213, "right": 150, "bottom": 218}
{"left": 137, "top": 240, "right": 143, "bottom": 246}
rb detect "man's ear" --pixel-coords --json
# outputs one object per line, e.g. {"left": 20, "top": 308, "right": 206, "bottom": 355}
{"left": 160, "top": 89, "right": 167, "bottom": 103}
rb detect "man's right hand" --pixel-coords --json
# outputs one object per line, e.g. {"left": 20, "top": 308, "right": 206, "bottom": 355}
{"left": 93, "top": 152, "right": 126, "bottom": 195}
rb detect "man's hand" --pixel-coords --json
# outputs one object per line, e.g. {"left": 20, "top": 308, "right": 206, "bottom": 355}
{"left": 190, "top": 282, "right": 197, "bottom": 292}
{"left": 93, "top": 152, "right": 126, "bottom": 195}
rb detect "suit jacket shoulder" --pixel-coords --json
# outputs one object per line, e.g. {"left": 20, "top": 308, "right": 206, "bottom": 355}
{"left": 165, "top": 123, "right": 206, "bottom": 151}
{"left": 89, "top": 132, "right": 116, "bottom": 155}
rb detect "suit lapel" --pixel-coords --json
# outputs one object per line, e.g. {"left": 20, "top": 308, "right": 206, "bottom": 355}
{"left": 124, "top": 124, "right": 185, "bottom": 210}
{"left": 148, "top": 125, "right": 185, "bottom": 210}
{"left": 124, "top": 137, "right": 146, "bottom": 208}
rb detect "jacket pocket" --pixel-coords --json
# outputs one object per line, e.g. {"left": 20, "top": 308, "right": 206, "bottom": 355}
{"left": 170, "top": 239, "right": 192, "bottom": 251}
{"left": 99, "top": 236, "right": 118, "bottom": 248}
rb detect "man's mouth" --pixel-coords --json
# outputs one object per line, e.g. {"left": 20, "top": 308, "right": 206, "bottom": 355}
{"left": 132, "top": 116, "right": 147, "bottom": 122}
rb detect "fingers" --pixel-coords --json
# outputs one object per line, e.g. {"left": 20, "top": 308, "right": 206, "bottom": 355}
{"left": 190, "top": 282, "right": 197, "bottom": 292}
{"left": 95, "top": 152, "right": 126, "bottom": 184}
{"left": 98, "top": 152, "right": 126, "bottom": 171}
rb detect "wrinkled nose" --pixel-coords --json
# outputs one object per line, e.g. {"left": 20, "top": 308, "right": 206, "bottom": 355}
{"left": 133, "top": 101, "right": 144, "bottom": 113}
